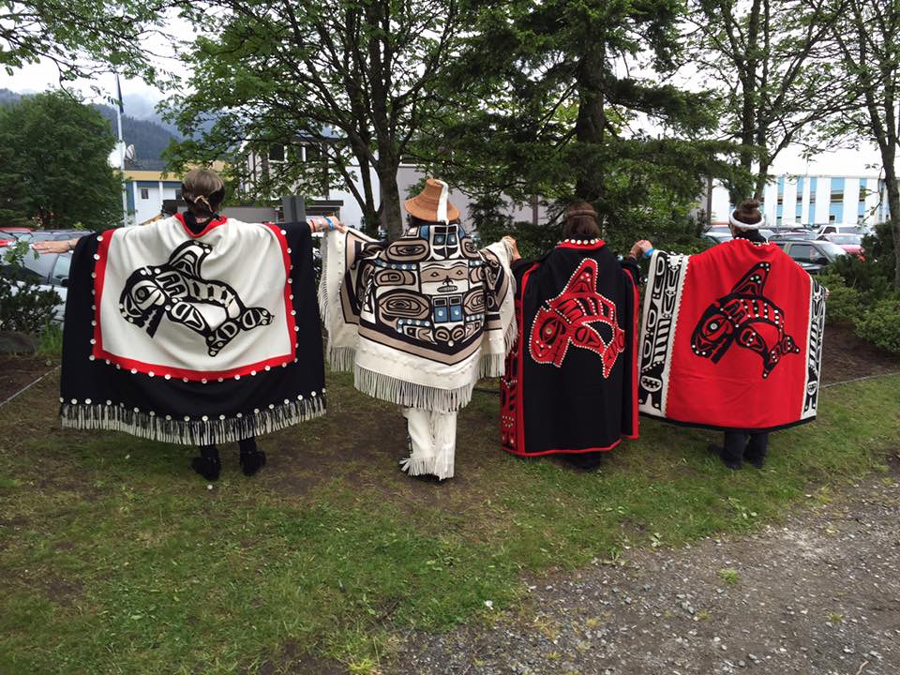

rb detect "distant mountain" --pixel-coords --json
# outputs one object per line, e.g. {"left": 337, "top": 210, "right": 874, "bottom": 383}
{"left": 93, "top": 103, "right": 180, "bottom": 161}
{"left": 0, "top": 88, "right": 181, "bottom": 161}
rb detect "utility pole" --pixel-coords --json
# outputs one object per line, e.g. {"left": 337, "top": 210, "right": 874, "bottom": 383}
{"left": 115, "top": 73, "right": 128, "bottom": 226}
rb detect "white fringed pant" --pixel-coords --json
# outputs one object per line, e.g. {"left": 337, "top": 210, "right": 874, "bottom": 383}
{"left": 401, "top": 408, "right": 458, "bottom": 480}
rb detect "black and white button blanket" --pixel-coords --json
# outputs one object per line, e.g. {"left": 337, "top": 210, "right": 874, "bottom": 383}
{"left": 60, "top": 215, "right": 326, "bottom": 445}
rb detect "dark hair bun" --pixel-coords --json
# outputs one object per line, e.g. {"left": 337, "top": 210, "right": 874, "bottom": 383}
{"left": 739, "top": 198, "right": 761, "bottom": 210}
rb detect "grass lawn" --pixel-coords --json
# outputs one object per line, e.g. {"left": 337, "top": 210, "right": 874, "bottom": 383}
{"left": 1, "top": 368, "right": 898, "bottom": 674}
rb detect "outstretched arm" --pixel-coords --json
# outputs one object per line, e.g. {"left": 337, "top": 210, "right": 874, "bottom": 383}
{"left": 33, "top": 239, "right": 79, "bottom": 254}
{"left": 307, "top": 216, "right": 346, "bottom": 233}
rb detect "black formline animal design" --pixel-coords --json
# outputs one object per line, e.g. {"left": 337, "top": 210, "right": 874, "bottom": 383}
{"left": 119, "top": 240, "right": 274, "bottom": 356}
{"left": 691, "top": 262, "right": 800, "bottom": 379}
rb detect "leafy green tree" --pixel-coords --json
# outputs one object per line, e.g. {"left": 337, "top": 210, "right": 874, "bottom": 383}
{"left": 0, "top": 0, "right": 165, "bottom": 82}
{"left": 0, "top": 92, "right": 122, "bottom": 229}
{"left": 0, "top": 144, "right": 29, "bottom": 227}
{"left": 819, "top": 0, "right": 900, "bottom": 287}
{"left": 166, "top": 0, "right": 464, "bottom": 241}
{"left": 688, "top": 0, "right": 845, "bottom": 200}
{"left": 411, "top": 0, "right": 741, "bottom": 251}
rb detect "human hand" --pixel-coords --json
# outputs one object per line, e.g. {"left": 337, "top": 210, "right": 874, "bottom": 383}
{"left": 628, "top": 240, "right": 652, "bottom": 259}
{"left": 33, "top": 239, "right": 75, "bottom": 254}
{"left": 502, "top": 235, "right": 521, "bottom": 261}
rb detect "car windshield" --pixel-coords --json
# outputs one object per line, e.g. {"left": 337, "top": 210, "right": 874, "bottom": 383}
{"left": 829, "top": 235, "right": 861, "bottom": 245}
{"left": 818, "top": 241, "right": 848, "bottom": 258}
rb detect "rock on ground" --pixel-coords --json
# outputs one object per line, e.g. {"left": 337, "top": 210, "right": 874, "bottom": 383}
{"left": 390, "top": 456, "right": 900, "bottom": 675}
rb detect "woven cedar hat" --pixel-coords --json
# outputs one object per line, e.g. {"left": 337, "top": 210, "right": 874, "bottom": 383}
{"left": 404, "top": 179, "right": 460, "bottom": 223}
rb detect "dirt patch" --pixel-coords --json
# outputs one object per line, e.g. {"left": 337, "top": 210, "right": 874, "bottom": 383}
{"left": 0, "top": 355, "right": 58, "bottom": 404}
{"left": 393, "top": 464, "right": 900, "bottom": 675}
{"left": 821, "top": 324, "right": 900, "bottom": 384}
{"left": 254, "top": 640, "right": 348, "bottom": 675}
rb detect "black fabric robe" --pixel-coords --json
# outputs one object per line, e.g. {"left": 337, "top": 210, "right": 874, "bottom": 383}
{"left": 501, "top": 241, "right": 640, "bottom": 457}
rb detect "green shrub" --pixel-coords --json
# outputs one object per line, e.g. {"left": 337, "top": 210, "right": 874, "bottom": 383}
{"left": 854, "top": 296, "right": 900, "bottom": 354}
{"left": 0, "top": 243, "right": 61, "bottom": 335}
{"left": 817, "top": 272, "right": 864, "bottom": 326}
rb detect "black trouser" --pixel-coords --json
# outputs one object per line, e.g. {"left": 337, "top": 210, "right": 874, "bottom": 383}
{"left": 722, "top": 431, "right": 769, "bottom": 465}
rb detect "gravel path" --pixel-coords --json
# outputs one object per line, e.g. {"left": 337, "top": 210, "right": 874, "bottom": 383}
{"left": 391, "top": 453, "right": 900, "bottom": 675}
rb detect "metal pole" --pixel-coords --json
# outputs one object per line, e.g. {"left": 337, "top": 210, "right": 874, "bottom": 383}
{"left": 116, "top": 75, "right": 128, "bottom": 226}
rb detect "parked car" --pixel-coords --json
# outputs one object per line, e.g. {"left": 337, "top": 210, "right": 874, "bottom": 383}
{"left": 769, "top": 230, "right": 819, "bottom": 242}
{"left": 815, "top": 224, "right": 866, "bottom": 237}
{"left": 772, "top": 239, "right": 847, "bottom": 274}
{"left": 819, "top": 233, "right": 864, "bottom": 258}
{"left": 0, "top": 227, "right": 34, "bottom": 248}
{"left": 702, "top": 231, "right": 733, "bottom": 246}
{"left": 0, "top": 249, "right": 71, "bottom": 323}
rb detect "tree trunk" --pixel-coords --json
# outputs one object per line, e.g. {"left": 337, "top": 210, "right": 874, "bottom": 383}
{"left": 753, "top": 159, "right": 770, "bottom": 201}
{"left": 885, "top": 167, "right": 900, "bottom": 289}
{"left": 574, "top": 40, "right": 606, "bottom": 203}
{"left": 378, "top": 162, "right": 404, "bottom": 242}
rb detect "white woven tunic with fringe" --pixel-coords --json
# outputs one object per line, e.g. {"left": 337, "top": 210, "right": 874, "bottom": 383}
{"left": 320, "top": 223, "right": 516, "bottom": 413}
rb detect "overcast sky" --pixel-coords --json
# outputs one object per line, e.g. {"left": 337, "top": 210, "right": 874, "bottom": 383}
{"left": 0, "top": 16, "right": 884, "bottom": 178}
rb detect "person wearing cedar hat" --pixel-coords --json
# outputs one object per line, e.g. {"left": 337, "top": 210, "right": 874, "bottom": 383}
{"left": 318, "top": 179, "right": 517, "bottom": 481}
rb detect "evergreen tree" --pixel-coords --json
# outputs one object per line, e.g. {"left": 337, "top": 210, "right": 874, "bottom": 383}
{"left": 413, "top": 0, "right": 742, "bottom": 252}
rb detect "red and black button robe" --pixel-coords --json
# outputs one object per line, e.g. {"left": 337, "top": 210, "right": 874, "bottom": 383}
{"left": 501, "top": 240, "right": 640, "bottom": 457}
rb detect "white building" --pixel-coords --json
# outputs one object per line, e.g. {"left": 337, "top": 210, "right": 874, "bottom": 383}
{"left": 244, "top": 141, "right": 547, "bottom": 230}
{"left": 708, "top": 146, "right": 893, "bottom": 228}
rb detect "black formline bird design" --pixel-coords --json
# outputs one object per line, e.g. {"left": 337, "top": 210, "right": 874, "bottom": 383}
{"left": 690, "top": 262, "right": 801, "bottom": 379}
{"left": 119, "top": 241, "right": 274, "bottom": 357}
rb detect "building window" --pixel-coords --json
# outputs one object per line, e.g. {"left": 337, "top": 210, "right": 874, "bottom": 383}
{"left": 140, "top": 188, "right": 150, "bottom": 200}
{"left": 829, "top": 177, "right": 844, "bottom": 223}
{"left": 808, "top": 177, "right": 818, "bottom": 225}
{"left": 795, "top": 177, "right": 805, "bottom": 221}
{"left": 269, "top": 145, "right": 286, "bottom": 162}
{"left": 305, "top": 144, "right": 323, "bottom": 162}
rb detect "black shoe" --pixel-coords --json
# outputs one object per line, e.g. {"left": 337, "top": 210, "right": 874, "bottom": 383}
{"left": 239, "top": 438, "right": 266, "bottom": 477}
{"left": 745, "top": 454, "right": 765, "bottom": 469}
{"left": 708, "top": 444, "right": 742, "bottom": 470}
{"left": 565, "top": 452, "right": 605, "bottom": 471}
{"left": 192, "top": 445, "right": 221, "bottom": 481}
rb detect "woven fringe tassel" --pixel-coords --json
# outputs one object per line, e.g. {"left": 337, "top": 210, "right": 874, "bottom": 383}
{"left": 502, "top": 314, "right": 518, "bottom": 357}
{"left": 318, "top": 231, "right": 334, "bottom": 326}
{"left": 479, "top": 353, "right": 507, "bottom": 378}
{"left": 60, "top": 396, "right": 326, "bottom": 446}
{"left": 399, "top": 449, "right": 455, "bottom": 480}
{"left": 328, "top": 345, "right": 356, "bottom": 372}
{"left": 354, "top": 365, "right": 474, "bottom": 413}
{"left": 399, "top": 454, "right": 432, "bottom": 477}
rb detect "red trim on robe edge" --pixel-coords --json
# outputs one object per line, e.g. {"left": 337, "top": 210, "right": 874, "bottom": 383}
{"left": 504, "top": 437, "right": 622, "bottom": 458}
{"left": 625, "top": 277, "right": 640, "bottom": 440}
{"left": 91, "top": 224, "right": 298, "bottom": 380}
{"left": 557, "top": 239, "right": 606, "bottom": 251}
{"left": 174, "top": 212, "right": 229, "bottom": 238}
{"left": 510, "top": 262, "right": 539, "bottom": 456}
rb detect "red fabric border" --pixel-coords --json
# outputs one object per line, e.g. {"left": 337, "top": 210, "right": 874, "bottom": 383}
{"left": 174, "top": 212, "right": 229, "bottom": 238}
{"left": 91, "top": 223, "right": 297, "bottom": 380}
{"left": 625, "top": 279, "right": 640, "bottom": 439}
{"left": 513, "top": 263, "right": 540, "bottom": 454}
{"left": 503, "top": 437, "right": 622, "bottom": 458}
{"left": 557, "top": 239, "right": 606, "bottom": 251}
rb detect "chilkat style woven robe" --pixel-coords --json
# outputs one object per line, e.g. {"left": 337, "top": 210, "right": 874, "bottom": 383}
{"left": 319, "top": 223, "right": 516, "bottom": 414}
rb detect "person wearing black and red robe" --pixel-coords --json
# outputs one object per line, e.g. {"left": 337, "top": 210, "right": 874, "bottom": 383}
{"left": 501, "top": 202, "right": 646, "bottom": 468}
